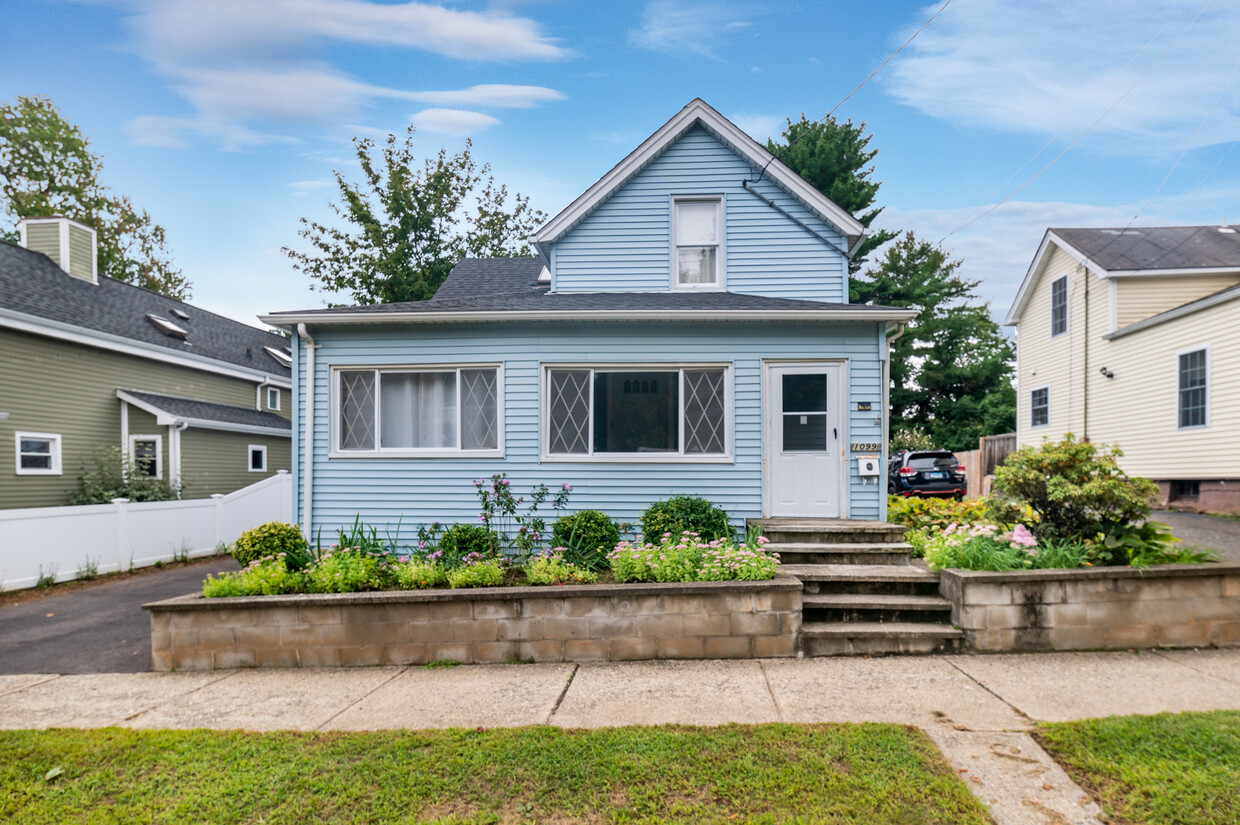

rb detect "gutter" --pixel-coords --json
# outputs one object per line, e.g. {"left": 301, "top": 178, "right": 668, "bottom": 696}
{"left": 297, "top": 324, "right": 317, "bottom": 538}
{"left": 261, "top": 307, "right": 918, "bottom": 327}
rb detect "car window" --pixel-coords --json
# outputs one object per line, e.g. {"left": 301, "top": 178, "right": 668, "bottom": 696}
{"left": 907, "top": 453, "right": 958, "bottom": 469}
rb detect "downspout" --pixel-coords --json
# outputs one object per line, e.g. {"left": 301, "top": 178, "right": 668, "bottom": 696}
{"left": 255, "top": 379, "right": 272, "bottom": 411}
{"left": 296, "top": 324, "right": 316, "bottom": 537}
{"left": 170, "top": 421, "right": 189, "bottom": 495}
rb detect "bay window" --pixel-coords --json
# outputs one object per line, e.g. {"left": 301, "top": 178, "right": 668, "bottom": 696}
{"left": 545, "top": 365, "right": 729, "bottom": 460}
{"left": 335, "top": 366, "right": 501, "bottom": 455}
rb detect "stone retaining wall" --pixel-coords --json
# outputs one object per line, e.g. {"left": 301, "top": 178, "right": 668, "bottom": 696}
{"left": 939, "top": 562, "right": 1240, "bottom": 651}
{"left": 145, "top": 576, "right": 803, "bottom": 670}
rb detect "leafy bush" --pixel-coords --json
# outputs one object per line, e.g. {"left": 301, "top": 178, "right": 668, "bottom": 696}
{"left": 232, "top": 522, "right": 309, "bottom": 567}
{"left": 922, "top": 523, "right": 1035, "bottom": 572}
{"left": 305, "top": 550, "right": 390, "bottom": 593}
{"left": 522, "top": 551, "right": 599, "bottom": 585}
{"left": 71, "top": 445, "right": 181, "bottom": 505}
{"left": 202, "top": 557, "right": 304, "bottom": 597}
{"left": 446, "top": 557, "right": 505, "bottom": 588}
{"left": 992, "top": 434, "right": 1158, "bottom": 543}
{"left": 887, "top": 496, "right": 991, "bottom": 533}
{"left": 393, "top": 558, "right": 448, "bottom": 590}
{"left": 552, "top": 510, "right": 620, "bottom": 570}
{"left": 609, "top": 530, "right": 779, "bottom": 583}
{"left": 435, "top": 523, "right": 499, "bottom": 568}
{"left": 641, "top": 496, "right": 732, "bottom": 544}
{"left": 474, "top": 474, "right": 573, "bottom": 555}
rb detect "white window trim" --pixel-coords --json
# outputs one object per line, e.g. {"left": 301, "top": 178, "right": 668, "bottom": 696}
{"left": 329, "top": 363, "right": 505, "bottom": 459}
{"left": 15, "top": 431, "right": 63, "bottom": 476}
{"left": 1050, "top": 274, "right": 1069, "bottom": 338}
{"left": 541, "top": 362, "right": 734, "bottom": 463}
{"left": 127, "top": 433, "right": 163, "bottom": 480}
{"left": 248, "top": 444, "right": 269, "bottom": 472}
{"left": 1029, "top": 385, "right": 1051, "bottom": 429}
{"left": 670, "top": 196, "right": 726, "bottom": 292}
{"left": 1175, "top": 344, "right": 1211, "bottom": 431}
{"left": 267, "top": 387, "right": 281, "bottom": 411}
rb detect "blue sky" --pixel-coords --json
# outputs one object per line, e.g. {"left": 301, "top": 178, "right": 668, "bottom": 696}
{"left": 3, "top": 0, "right": 1239, "bottom": 327}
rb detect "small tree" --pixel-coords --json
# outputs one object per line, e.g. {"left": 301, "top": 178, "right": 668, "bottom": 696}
{"left": 992, "top": 434, "right": 1157, "bottom": 543}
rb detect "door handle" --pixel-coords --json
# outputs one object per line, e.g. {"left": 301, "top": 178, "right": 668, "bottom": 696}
{"left": 833, "top": 427, "right": 838, "bottom": 439}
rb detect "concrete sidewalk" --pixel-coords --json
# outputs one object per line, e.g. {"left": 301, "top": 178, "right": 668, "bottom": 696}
{"left": 3, "top": 649, "right": 1239, "bottom": 825}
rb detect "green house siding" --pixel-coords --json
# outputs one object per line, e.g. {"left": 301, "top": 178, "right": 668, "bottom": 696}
{"left": 180, "top": 430, "right": 291, "bottom": 498}
{"left": 0, "top": 326, "right": 290, "bottom": 509}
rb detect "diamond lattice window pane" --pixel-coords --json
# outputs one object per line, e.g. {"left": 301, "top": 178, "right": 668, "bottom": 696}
{"left": 339, "top": 370, "right": 376, "bottom": 450}
{"left": 461, "top": 368, "right": 499, "bottom": 450}
{"left": 683, "top": 368, "right": 726, "bottom": 454}
{"left": 548, "top": 370, "right": 590, "bottom": 454}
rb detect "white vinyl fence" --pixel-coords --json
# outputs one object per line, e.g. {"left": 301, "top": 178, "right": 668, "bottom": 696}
{"left": 0, "top": 471, "right": 293, "bottom": 591}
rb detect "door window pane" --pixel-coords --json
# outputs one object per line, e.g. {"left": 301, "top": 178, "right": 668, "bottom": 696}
{"left": 380, "top": 371, "right": 457, "bottom": 449}
{"left": 683, "top": 369, "right": 726, "bottom": 454}
{"left": 594, "top": 371, "right": 678, "bottom": 453}
{"left": 782, "top": 373, "right": 827, "bottom": 412}
{"left": 339, "top": 371, "right": 376, "bottom": 450}
{"left": 548, "top": 370, "right": 591, "bottom": 454}
{"left": 783, "top": 414, "right": 827, "bottom": 451}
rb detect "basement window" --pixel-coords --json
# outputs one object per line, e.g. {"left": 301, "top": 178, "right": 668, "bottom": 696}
{"left": 1170, "top": 480, "right": 1200, "bottom": 501}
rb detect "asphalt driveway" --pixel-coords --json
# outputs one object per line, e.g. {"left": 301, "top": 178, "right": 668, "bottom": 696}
{"left": 0, "top": 558, "right": 238, "bottom": 674}
{"left": 1159, "top": 510, "right": 1240, "bottom": 562}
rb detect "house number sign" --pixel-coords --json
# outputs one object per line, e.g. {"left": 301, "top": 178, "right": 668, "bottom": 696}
{"left": 850, "top": 442, "right": 881, "bottom": 452}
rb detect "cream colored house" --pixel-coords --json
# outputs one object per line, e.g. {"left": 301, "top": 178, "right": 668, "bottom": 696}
{"left": 1005, "top": 225, "right": 1240, "bottom": 514}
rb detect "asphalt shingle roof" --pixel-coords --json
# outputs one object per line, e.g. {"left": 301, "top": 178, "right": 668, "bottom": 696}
{"left": 1053, "top": 225, "right": 1240, "bottom": 272}
{"left": 0, "top": 242, "right": 291, "bottom": 377}
{"left": 121, "top": 390, "right": 291, "bottom": 431}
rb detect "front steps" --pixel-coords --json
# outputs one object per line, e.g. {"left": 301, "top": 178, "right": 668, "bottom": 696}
{"left": 752, "top": 519, "right": 963, "bottom": 656}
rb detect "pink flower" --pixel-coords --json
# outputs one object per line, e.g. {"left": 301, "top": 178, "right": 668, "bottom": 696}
{"left": 1006, "top": 524, "right": 1037, "bottom": 548}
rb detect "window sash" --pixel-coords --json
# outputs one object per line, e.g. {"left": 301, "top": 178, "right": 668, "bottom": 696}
{"left": 673, "top": 199, "right": 721, "bottom": 288}
{"left": 1030, "top": 388, "right": 1049, "bottom": 427}
{"left": 546, "top": 366, "right": 729, "bottom": 458}
{"left": 16, "top": 432, "right": 61, "bottom": 475}
{"left": 130, "top": 437, "right": 161, "bottom": 479}
{"left": 1178, "top": 350, "right": 1208, "bottom": 428}
{"left": 335, "top": 366, "right": 500, "bottom": 454}
{"left": 1050, "top": 276, "right": 1068, "bottom": 336}
{"left": 267, "top": 388, "right": 280, "bottom": 410}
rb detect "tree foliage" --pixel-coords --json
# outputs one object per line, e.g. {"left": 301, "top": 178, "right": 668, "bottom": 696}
{"left": 0, "top": 95, "right": 188, "bottom": 298}
{"left": 857, "top": 233, "right": 1015, "bottom": 452}
{"left": 767, "top": 115, "right": 897, "bottom": 272}
{"left": 285, "top": 126, "right": 545, "bottom": 305}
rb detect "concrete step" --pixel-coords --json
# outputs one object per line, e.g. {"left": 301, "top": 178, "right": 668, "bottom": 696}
{"left": 751, "top": 519, "right": 907, "bottom": 545}
{"left": 802, "top": 621, "right": 964, "bottom": 656}
{"left": 802, "top": 593, "right": 952, "bottom": 624}
{"left": 767, "top": 542, "right": 913, "bottom": 566}
{"left": 783, "top": 563, "right": 941, "bottom": 597}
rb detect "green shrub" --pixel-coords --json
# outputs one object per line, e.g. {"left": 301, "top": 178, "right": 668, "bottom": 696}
{"left": 435, "top": 523, "right": 499, "bottom": 568}
{"left": 393, "top": 558, "right": 449, "bottom": 590}
{"left": 232, "top": 521, "right": 308, "bottom": 567}
{"left": 608, "top": 530, "right": 779, "bottom": 583}
{"left": 887, "top": 496, "right": 991, "bottom": 532}
{"left": 890, "top": 424, "right": 935, "bottom": 452}
{"left": 922, "top": 524, "right": 1031, "bottom": 572}
{"left": 304, "top": 550, "right": 390, "bottom": 593}
{"left": 523, "top": 552, "right": 599, "bottom": 585}
{"left": 71, "top": 445, "right": 181, "bottom": 505}
{"left": 202, "top": 557, "right": 304, "bottom": 597}
{"left": 552, "top": 510, "right": 620, "bottom": 570}
{"left": 992, "top": 434, "right": 1158, "bottom": 544}
{"left": 1031, "top": 540, "right": 1092, "bottom": 570}
{"left": 641, "top": 496, "right": 732, "bottom": 544}
{"left": 447, "top": 558, "right": 505, "bottom": 588}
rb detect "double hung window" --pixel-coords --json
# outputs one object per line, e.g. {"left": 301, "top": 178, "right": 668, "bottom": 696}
{"left": 128, "top": 435, "right": 162, "bottom": 479}
{"left": 545, "top": 365, "right": 729, "bottom": 459}
{"left": 15, "top": 432, "right": 62, "bottom": 475}
{"left": 1050, "top": 275, "right": 1068, "bottom": 337}
{"left": 1178, "top": 348, "right": 1209, "bottom": 429}
{"left": 335, "top": 366, "right": 501, "bottom": 455}
{"left": 1030, "top": 387, "right": 1049, "bottom": 428}
{"left": 673, "top": 198, "right": 722, "bottom": 288}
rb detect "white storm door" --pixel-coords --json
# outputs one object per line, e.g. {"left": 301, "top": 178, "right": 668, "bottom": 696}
{"left": 767, "top": 363, "right": 843, "bottom": 517}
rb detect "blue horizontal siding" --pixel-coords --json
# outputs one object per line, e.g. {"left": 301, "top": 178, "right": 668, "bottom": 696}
{"left": 296, "top": 321, "right": 884, "bottom": 545}
{"left": 552, "top": 127, "right": 848, "bottom": 302}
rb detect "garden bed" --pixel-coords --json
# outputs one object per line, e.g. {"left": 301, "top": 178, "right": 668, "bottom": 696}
{"left": 145, "top": 575, "right": 802, "bottom": 670}
{"left": 939, "top": 562, "right": 1240, "bottom": 651}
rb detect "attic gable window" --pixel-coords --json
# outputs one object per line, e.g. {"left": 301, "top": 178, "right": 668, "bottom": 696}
{"left": 146, "top": 314, "right": 188, "bottom": 339}
{"left": 673, "top": 198, "right": 723, "bottom": 290}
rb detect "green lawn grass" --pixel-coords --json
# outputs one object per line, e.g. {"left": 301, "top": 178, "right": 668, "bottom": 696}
{"left": 1038, "top": 710, "right": 1240, "bottom": 825}
{"left": 0, "top": 723, "right": 990, "bottom": 824}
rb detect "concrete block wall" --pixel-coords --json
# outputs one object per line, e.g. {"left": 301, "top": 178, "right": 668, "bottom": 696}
{"left": 146, "top": 577, "right": 803, "bottom": 670}
{"left": 940, "top": 563, "right": 1240, "bottom": 651}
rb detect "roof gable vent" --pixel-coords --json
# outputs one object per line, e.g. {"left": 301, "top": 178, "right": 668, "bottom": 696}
{"left": 18, "top": 216, "right": 98, "bottom": 283}
{"left": 146, "top": 314, "right": 188, "bottom": 339}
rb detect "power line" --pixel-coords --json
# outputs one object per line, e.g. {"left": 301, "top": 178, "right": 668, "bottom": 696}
{"left": 938, "top": 0, "right": 1214, "bottom": 243}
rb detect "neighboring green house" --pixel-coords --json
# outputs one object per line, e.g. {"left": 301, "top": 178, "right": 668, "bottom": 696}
{"left": 0, "top": 216, "right": 292, "bottom": 509}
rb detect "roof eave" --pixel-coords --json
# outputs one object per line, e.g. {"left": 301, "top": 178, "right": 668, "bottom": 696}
{"left": 1005, "top": 230, "right": 1104, "bottom": 326}
{"left": 261, "top": 307, "right": 918, "bottom": 326}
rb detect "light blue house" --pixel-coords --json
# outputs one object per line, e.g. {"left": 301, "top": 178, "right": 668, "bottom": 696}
{"left": 264, "top": 100, "right": 914, "bottom": 541}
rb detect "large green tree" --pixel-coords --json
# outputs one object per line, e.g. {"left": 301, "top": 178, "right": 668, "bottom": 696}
{"left": 285, "top": 126, "right": 545, "bottom": 305}
{"left": 0, "top": 95, "right": 188, "bottom": 298}
{"left": 858, "top": 233, "right": 1015, "bottom": 452}
{"left": 767, "top": 115, "right": 897, "bottom": 273}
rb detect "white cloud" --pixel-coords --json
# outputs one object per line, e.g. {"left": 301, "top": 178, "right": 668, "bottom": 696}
{"left": 289, "top": 179, "right": 334, "bottom": 197}
{"left": 885, "top": 0, "right": 1240, "bottom": 150}
{"left": 402, "top": 85, "right": 566, "bottom": 109}
{"left": 729, "top": 113, "right": 783, "bottom": 142}
{"left": 126, "top": 114, "right": 295, "bottom": 150}
{"left": 629, "top": 0, "right": 754, "bottom": 60}
{"left": 411, "top": 108, "right": 501, "bottom": 136}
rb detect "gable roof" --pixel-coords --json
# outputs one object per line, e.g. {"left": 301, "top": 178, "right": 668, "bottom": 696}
{"left": 0, "top": 241, "right": 291, "bottom": 382}
{"left": 531, "top": 99, "right": 866, "bottom": 256}
{"left": 117, "top": 389, "right": 291, "bottom": 437}
{"left": 433, "top": 257, "right": 546, "bottom": 300}
{"left": 1005, "top": 225, "right": 1240, "bottom": 325}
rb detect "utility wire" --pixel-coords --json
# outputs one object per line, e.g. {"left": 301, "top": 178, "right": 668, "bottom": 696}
{"left": 752, "top": 0, "right": 953, "bottom": 183}
{"left": 938, "top": 0, "right": 1214, "bottom": 243}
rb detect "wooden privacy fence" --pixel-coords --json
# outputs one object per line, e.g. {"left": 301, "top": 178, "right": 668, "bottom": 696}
{"left": 956, "top": 433, "right": 1016, "bottom": 500}
{"left": 0, "top": 471, "right": 292, "bottom": 591}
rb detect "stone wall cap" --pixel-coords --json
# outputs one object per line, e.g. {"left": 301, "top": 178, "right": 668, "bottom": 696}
{"left": 142, "top": 573, "right": 803, "bottom": 612}
{"left": 939, "top": 561, "right": 1240, "bottom": 585}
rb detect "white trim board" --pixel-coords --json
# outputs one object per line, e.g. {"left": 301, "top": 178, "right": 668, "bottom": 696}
{"left": 263, "top": 307, "right": 917, "bottom": 327}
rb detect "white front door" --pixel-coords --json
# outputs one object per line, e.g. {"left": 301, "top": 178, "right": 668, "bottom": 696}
{"left": 766, "top": 363, "right": 844, "bottom": 518}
